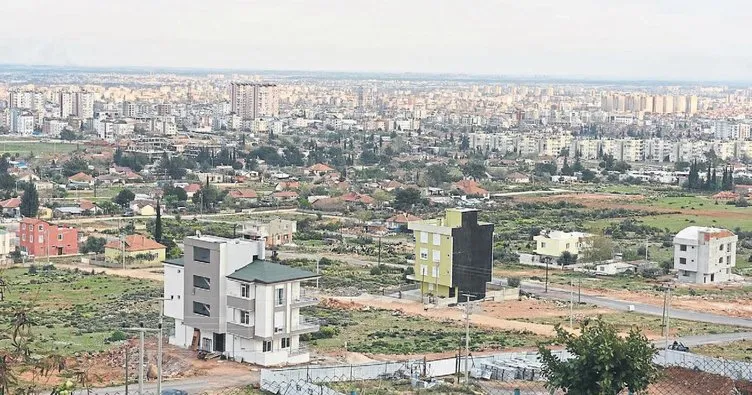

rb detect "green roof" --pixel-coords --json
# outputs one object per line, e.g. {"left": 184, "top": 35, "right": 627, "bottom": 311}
{"left": 163, "top": 257, "right": 184, "bottom": 267}
{"left": 227, "top": 260, "right": 319, "bottom": 284}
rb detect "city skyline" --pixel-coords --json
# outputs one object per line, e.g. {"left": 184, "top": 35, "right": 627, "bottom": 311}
{"left": 3, "top": 0, "right": 752, "bottom": 82}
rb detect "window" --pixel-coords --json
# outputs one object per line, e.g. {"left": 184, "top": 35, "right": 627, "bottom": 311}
{"left": 728, "top": 243, "right": 732, "bottom": 251}
{"left": 192, "top": 302, "right": 210, "bottom": 317}
{"left": 38, "top": 225, "right": 43, "bottom": 231}
{"left": 276, "top": 287, "right": 284, "bottom": 306}
{"left": 727, "top": 256, "right": 731, "bottom": 264}
{"left": 679, "top": 257, "right": 686, "bottom": 265}
{"left": 541, "top": 242, "right": 546, "bottom": 248}
{"left": 241, "top": 283, "right": 251, "bottom": 298}
{"left": 281, "top": 338, "right": 290, "bottom": 349}
{"left": 432, "top": 250, "right": 440, "bottom": 262}
{"left": 240, "top": 310, "right": 251, "bottom": 325}
{"left": 57, "top": 234, "right": 63, "bottom": 241}
{"left": 193, "top": 275, "right": 211, "bottom": 290}
{"left": 262, "top": 340, "right": 272, "bottom": 352}
{"left": 420, "top": 265, "right": 427, "bottom": 276}
{"left": 420, "top": 248, "right": 428, "bottom": 260}
{"left": 679, "top": 244, "right": 687, "bottom": 252}
{"left": 38, "top": 236, "right": 43, "bottom": 243}
{"left": 565, "top": 243, "right": 570, "bottom": 249}
{"left": 432, "top": 234, "right": 441, "bottom": 246}
{"left": 719, "top": 244, "right": 724, "bottom": 251}
{"left": 194, "top": 246, "right": 211, "bottom": 263}
{"left": 719, "top": 257, "right": 724, "bottom": 264}
{"left": 420, "top": 232, "right": 428, "bottom": 243}
{"left": 432, "top": 266, "right": 438, "bottom": 277}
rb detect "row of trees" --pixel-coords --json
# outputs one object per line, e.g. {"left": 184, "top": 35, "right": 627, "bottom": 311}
{"left": 684, "top": 161, "right": 734, "bottom": 191}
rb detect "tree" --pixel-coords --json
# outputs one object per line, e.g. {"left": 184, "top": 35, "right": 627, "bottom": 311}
{"left": 581, "top": 169, "right": 597, "bottom": 182}
{"left": 154, "top": 199, "right": 163, "bottom": 244}
{"left": 97, "top": 200, "right": 120, "bottom": 215}
{"left": 459, "top": 135, "right": 470, "bottom": 151}
{"left": 581, "top": 235, "right": 614, "bottom": 263}
{"left": 560, "top": 157, "right": 573, "bottom": 176}
{"left": 113, "top": 189, "right": 135, "bottom": 208}
{"left": 82, "top": 236, "right": 107, "bottom": 253}
{"left": 461, "top": 162, "right": 487, "bottom": 180}
{"left": 557, "top": 251, "right": 577, "bottom": 266}
{"left": 60, "top": 129, "right": 79, "bottom": 141}
{"left": 539, "top": 319, "right": 658, "bottom": 395}
{"left": 20, "top": 182, "right": 39, "bottom": 218}
{"left": 192, "top": 183, "right": 223, "bottom": 210}
{"left": 393, "top": 188, "right": 426, "bottom": 211}
{"left": 62, "top": 157, "right": 90, "bottom": 177}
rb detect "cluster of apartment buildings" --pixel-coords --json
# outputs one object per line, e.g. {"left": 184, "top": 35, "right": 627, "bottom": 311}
{"left": 600, "top": 93, "right": 698, "bottom": 115}
{"left": 470, "top": 129, "right": 752, "bottom": 163}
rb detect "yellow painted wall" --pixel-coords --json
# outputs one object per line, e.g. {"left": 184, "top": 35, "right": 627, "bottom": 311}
{"left": 534, "top": 235, "right": 584, "bottom": 256}
{"left": 138, "top": 205, "right": 156, "bottom": 216}
{"left": 413, "top": 230, "right": 454, "bottom": 297}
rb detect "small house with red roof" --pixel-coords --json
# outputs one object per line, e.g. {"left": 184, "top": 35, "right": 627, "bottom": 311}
{"left": 104, "top": 234, "right": 166, "bottom": 266}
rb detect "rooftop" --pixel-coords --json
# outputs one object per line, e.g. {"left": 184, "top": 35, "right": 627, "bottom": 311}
{"left": 675, "top": 226, "right": 736, "bottom": 240}
{"left": 227, "top": 260, "right": 319, "bottom": 284}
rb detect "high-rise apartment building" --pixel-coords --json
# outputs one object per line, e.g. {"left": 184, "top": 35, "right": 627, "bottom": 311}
{"left": 230, "top": 82, "right": 279, "bottom": 120}
{"left": 407, "top": 208, "right": 494, "bottom": 301}
{"left": 9, "top": 89, "right": 44, "bottom": 112}
{"left": 60, "top": 91, "right": 94, "bottom": 118}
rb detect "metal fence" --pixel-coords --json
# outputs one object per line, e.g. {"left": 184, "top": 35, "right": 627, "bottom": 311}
{"left": 258, "top": 350, "right": 752, "bottom": 395}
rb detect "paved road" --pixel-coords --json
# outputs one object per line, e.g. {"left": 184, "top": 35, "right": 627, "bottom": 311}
{"left": 521, "top": 281, "right": 752, "bottom": 328}
{"left": 671, "top": 331, "right": 752, "bottom": 347}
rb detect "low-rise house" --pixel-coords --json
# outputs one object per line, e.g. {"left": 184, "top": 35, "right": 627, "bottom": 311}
{"left": 0, "top": 197, "right": 21, "bottom": 217}
{"left": 104, "top": 234, "right": 166, "bottom": 266}
{"left": 533, "top": 230, "right": 592, "bottom": 258}
{"left": 271, "top": 191, "right": 299, "bottom": 202}
{"left": 275, "top": 181, "right": 300, "bottom": 191}
{"left": 240, "top": 219, "right": 297, "bottom": 248}
{"left": 340, "top": 192, "right": 375, "bottom": 207}
{"left": 0, "top": 230, "right": 16, "bottom": 256}
{"left": 306, "top": 163, "right": 336, "bottom": 177}
{"left": 228, "top": 188, "right": 259, "bottom": 203}
{"left": 453, "top": 179, "right": 490, "bottom": 199}
{"left": 68, "top": 172, "right": 94, "bottom": 189}
{"left": 163, "top": 235, "right": 320, "bottom": 366}
{"left": 18, "top": 218, "right": 78, "bottom": 257}
{"left": 183, "top": 184, "right": 202, "bottom": 198}
{"left": 674, "top": 226, "right": 737, "bottom": 284}
{"left": 385, "top": 213, "right": 421, "bottom": 230}
{"left": 506, "top": 172, "right": 531, "bottom": 183}
{"left": 130, "top": 201, "right": 157, "bottom": 216}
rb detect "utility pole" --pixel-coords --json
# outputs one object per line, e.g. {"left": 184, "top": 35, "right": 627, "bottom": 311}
{"left": 377, "top": 236, "right": 382, "bottom": 266}
{"left": 315, "top": 258, "right": 320, "bottom": 289}
{"left": 138, "top": 330, "right": 144, "bottom": 395}
{"left": 125, "top": 347, "right": 129, "bottom": 395}
{"left": 545, "top": 258, "right": 549, "bottom": 293}
{"left": 462, "top": 294, "right": 472, "bottom": 383}
{"left": 665, "top": 285, "right": 671, "bottom": 350}
{"left": 569, "top": 279, "right": 574, "bottom": 329}
{"left": 157, "top": 300, "right": 164, "bottom": 395}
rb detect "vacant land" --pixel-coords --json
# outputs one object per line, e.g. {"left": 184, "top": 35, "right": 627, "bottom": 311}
{"left": 302, "top": 304, "right": 543, "bottom": 356}
{"left": 693, "top": 340, "right": 752, "bottom": 361}
{"left": 0, "top": 140, "right": 81, "bottom": 155}
{"left": 0, "top": 265, "right": 163, "bottom": 355}
{"left": 512, "top": 312, "right": 749, "bottom": 337}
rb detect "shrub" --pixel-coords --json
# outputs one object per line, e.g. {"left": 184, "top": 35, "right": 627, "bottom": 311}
{"left": 108, "top": 330, "right": 128, "bottom": 342}
{"left": 507, "top": 277, "right": 521, "bottom": 288}
{"left": 27, "top": 265, "right": 37, "bottom": 275}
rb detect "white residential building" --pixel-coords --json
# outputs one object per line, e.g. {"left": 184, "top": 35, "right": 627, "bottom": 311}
{"left": 673, "top": 226, "right": 737, "bottom": 284}
{"left": 230, "top": 82, "right": 279, "bottom": 120}
{"left": 10, "top": 109, "right": 34, "bottom": 135}
{"left": 163, "top": 235, "right": 320, "bottom": 366}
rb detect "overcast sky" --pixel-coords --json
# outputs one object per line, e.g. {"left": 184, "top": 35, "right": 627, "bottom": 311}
{"left": 1, "top": 0, "right": 751, "bottom": 80}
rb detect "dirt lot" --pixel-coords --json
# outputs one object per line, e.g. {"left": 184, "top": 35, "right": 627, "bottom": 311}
{"left": 54, "top": 262, "right": 164, "bottom": 281}
{"left": 326, "top": 295, "right": 574, "bottom": 337}
{"left": 18, "top": 338, "right": 256, "bottom": 388}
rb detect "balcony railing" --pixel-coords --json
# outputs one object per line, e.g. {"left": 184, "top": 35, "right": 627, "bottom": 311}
{"left": 288, "top": 345, "right": 309, "bottom": 357}
{"left": 291, "top": 295, "right": 319, "bottom": 308}
{"left": 227, "top": 295, "right": 255, "bottom": 311}
{"left": 291, "top": 319, "right": 319, "bottom": 335}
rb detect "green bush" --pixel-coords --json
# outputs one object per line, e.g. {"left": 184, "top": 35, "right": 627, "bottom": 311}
{"left": 109, "top": 330, "right": 128, "bottom": 341}
{"left": 507, "top": 277, "right": 521, "bottom": 288}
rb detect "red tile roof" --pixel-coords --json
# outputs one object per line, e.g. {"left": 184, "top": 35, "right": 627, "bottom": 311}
{"left": 105, "top": 234, "right": 166, "bottom": 252}
{"left": 229, "top": 189, "right": 258, "bottom": 199}
{"left": 68, "top": 172, "right": 93, "bottom": 182}
{"left": 0, "top": 197, "right": 21, "bottom": 209}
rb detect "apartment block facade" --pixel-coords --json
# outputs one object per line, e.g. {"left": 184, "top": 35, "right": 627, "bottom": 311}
{"left": 673, "top": 226, "right": 737, "bottom": 284}
{"left": 407, "top": 208, "right": 494, "bottom": 301}
{"left": 164, "top": 235, "right": 319, "bottom": 366}
{"left": 230, "top": 82, "right": 279, "bottom": 120}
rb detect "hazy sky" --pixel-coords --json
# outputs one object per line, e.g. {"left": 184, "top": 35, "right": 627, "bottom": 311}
{"left": 1, "top": 0, "right": 751, "bottom": 80}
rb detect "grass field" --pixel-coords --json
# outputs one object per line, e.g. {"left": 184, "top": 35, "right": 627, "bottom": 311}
{"left": 0, "top": 140, "right": 81, "bottom": 155}
{"left": 302, "top": 306, "right": 543, "bottom": 355}
{"left": 693, "top": 340, "right": 752, "bottom": 361}
{"left": 0, "top": 266, "right": 162, "bottom": 355}
{"left": 513, "top": 312, "right": 748, "bottom": 337}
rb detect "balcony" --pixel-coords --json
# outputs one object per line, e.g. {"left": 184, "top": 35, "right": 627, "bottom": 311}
{"left": 291, "top": 319, "right": 320, "bottom": 335}
{"left": 227, "top": 295, "right": 254, "bottom": 311}
{"left": 291, "top": 295, "right": 319, "bottom": 308}
{"left": 227, "top": 322, "right": 255, "bottom": 338}
{"left": 288, "top": 345, "right": 309, "bottom": 357}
